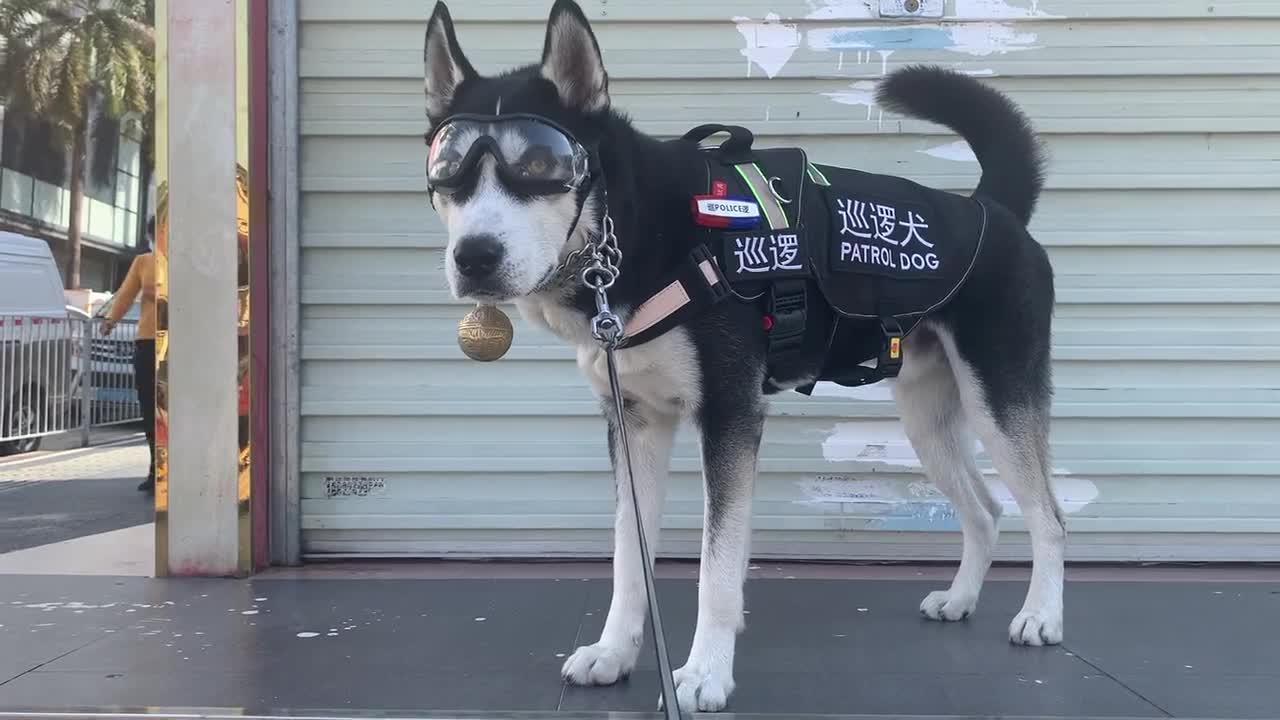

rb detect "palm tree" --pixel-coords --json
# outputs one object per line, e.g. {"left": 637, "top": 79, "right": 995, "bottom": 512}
{"left": 0, "top": 0, "right": 153, "bottom": 289}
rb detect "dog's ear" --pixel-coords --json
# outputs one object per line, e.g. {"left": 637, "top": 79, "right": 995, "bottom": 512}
{"left": 539, "top": 0, "right": 609, "bottom": 113}
{"left": 423, "top": 1, "right": 477, "bottom": 124}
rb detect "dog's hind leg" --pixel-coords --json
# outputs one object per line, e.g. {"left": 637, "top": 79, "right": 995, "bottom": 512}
{"left": 668, "top": 398, "right": 765, "bottom": 713}
{"left": 894, "top": 327, "right": 1002, "bottom": 622}
{"left": 562, "top": 402, "right": 678, "bottom": 686}
{"left": 935, "top": 326, "right": 1065, "bottom": 646}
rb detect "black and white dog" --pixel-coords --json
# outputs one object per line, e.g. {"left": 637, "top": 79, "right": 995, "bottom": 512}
{"left": 423, "top": 0, "right": 1063, "bottom": 712}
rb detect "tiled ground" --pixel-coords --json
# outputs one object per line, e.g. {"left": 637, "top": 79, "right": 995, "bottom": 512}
{"left": 0, "top": 439, "right": 149, "bottom": 483}
{"left": 1, "top": 568, "right": 1277, "bottom": 718}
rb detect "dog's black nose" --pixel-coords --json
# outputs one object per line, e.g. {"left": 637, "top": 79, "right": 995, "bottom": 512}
{"left": 454, "top": 234, "right": 505, "bottom": 278}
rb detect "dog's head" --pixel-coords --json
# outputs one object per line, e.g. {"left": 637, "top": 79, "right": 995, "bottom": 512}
{"left": 423, "top": 0, "right": 610, "bottom": 302}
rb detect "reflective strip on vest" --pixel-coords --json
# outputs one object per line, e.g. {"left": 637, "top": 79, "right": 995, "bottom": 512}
{"left": 734, "top": 163, "right": 789, "bottom": 230}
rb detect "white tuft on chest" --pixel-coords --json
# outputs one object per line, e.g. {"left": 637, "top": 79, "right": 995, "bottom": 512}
{"left": 517, "top": 296, "right": 702, "bottom": 416}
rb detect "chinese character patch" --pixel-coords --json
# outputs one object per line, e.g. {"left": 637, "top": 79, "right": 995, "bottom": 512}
{"left": 722, "top": 230, "right": 808, "bottom": 280}
{"left": 831, "top": 195, "right": 940, "bottom": 279}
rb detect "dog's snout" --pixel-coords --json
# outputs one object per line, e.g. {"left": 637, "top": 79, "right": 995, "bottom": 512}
{"left": 453, "top": 234, "right": 505, "bottom": 278}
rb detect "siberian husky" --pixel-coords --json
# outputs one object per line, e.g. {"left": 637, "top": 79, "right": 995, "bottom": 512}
{"left": 423, "top": 0, "right": 1063, "bottom": 712}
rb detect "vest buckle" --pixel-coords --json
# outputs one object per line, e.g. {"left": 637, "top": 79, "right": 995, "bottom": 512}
{"left": 766, "top": 280, "right": 807, "bottom": 352}
{"left": 877, "top": 316, "right": 905, "bottom": 377}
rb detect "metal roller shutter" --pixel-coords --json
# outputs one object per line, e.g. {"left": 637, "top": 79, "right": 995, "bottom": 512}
{"left": 295, "top": 0, "right": 1280, "bottom": 560}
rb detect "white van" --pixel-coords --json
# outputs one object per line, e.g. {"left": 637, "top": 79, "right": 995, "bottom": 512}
{"left": 0, "top": 231, "right": 75, "bottom": 454}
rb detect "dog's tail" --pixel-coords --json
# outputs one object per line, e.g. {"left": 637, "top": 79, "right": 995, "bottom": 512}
{"left": 875, "top": 65, "right": 1046, "bottom": 226}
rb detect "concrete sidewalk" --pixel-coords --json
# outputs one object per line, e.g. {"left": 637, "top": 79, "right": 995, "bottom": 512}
{"left": 0, "top": 435, "right": 154, "bottom": 575}
{"left": 0, "top": 564, "right": 1276, "bottom": 718}
{"left": 0, "top": 523, "right": 153, "bottom": 576}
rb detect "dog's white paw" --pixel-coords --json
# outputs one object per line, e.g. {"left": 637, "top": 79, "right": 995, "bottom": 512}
{"left": 1009, "top": 607, "right": 1063, "bottom": 646}
{"left": 920, "top": 589, "right": 978, "bottom": 621}
{"left": 662, "top": 660, "right": 734, "bottom": 713}
{"left": 561, "top": 643, "right": 637, "bottom": 686}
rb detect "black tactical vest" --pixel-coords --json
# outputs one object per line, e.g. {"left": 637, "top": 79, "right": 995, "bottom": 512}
{"left": 623, "top": 123, "right": 988, "bottom": 395}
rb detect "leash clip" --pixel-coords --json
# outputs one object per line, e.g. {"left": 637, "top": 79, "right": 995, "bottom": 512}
{"left": 591, "top": 303, "right": 624, "bottom": 348}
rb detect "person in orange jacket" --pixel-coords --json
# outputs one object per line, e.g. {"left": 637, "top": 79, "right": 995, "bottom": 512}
{"left": 102, "top": 217, "right": 157, "bottom": 494}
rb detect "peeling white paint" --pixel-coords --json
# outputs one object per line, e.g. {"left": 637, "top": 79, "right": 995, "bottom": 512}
{"left": 921, "top": 140, "right": 979, "bottom": 162}
{"left": 798, "top": 472, "right": 1100, "bottom": 516}
{"left": 822, "top": 79, "right": 881, "bottom": 121}
{"left": 809, "top": 420, "right": 1100, "bottom": 517}
{"left": 876, "top": 49, "right": 894, "bottom": 75}
{"left": 809, "top": 22, "right": 1038, "bottom": 58}
{"left": 995, "top": 476, "right": 1097, "bottom": 514}
{"left": 945, "top": 22, "right": 1039, "bottom": 56}
{"left": 822, "top": 419, "right": 970, "bottom": 468}
{"left": 732, "top": 13, "right": 800, "bottom": 79}
{"left": 800, "top": 475, "right": 938, "bottom": 504}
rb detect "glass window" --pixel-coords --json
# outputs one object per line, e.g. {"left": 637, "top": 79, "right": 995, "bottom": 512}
{"left": 1, "top": 168, "right": 33, "bottom": 215}
{"left": 88, "top": 198, "right": 116, "bottom": 242}
{"left": 0, "top": 112, "right": 67, "bottom": 187}
{"left": 116, "top": 209, "right": 138, "bottom": 247}
{"left": 31, "top": 177, "right": 63, "bottom": 226}
{"left": 117, "top": 137, "right": 141, "bottom": 176}
{"left": 85, "top": 115, "right": 118, "bottom": 206}
{"left": 114, "top": 168, "right": 139, "bottom": 208}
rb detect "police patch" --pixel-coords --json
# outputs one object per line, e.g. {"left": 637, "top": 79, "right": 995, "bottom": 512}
{"left": 692, "top": 195, "right": 761, "bottom": 229}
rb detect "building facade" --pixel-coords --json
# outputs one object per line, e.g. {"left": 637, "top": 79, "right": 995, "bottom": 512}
{"left": 159, "top": 0, "right": 1280, "bottom": 573}
{"left": 0, "top": 102, "right": 149, "bottom": 292}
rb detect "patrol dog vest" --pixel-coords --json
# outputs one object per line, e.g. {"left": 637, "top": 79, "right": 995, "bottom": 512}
{"left": 620, "top": 123, "right": 988, "bottom": 393}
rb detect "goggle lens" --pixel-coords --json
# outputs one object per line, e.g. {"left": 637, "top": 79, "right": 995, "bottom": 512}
{"left": 427, "top": 115, "right": 588, "bottom": 193}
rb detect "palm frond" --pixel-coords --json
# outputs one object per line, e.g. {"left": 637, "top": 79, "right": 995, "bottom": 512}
{"left": 0, "top": 0, "right": 154, "bottom": 162}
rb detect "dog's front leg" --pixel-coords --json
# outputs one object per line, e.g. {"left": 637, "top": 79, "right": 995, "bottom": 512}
{"left": 671, "top": 404, "right": 764, "bottom": 713}
{"left": 562, "top": 400, "right": 677, "bottom": 686}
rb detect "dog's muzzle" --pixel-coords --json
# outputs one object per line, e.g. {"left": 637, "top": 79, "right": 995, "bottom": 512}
{"left": 451, "top": 232, "right": 514, "bottom": 298}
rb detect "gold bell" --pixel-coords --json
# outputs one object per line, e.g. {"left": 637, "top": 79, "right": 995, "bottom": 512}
{"left": 457, "top": 303, "right": 514, "bottom": 362}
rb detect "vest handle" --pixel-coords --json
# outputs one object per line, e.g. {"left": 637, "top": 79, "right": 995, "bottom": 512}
{"left": 681, "top": 124, "right": 755, "bottom": 153}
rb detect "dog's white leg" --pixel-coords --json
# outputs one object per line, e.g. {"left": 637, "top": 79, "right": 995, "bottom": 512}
{"left": 894, "top": 330, "right": 1001, "bottom": 622}
{"left": 937, "top": 329, "right": 1065, "bottom": 646}
{"left": 984, "top": 417, "right": 1063, "bottom": 646}
{"left": 562, "top": 403, "right": 677, "bottom": 685}
{"left": 668, "top": 409, "right": 763, "bottom": 713}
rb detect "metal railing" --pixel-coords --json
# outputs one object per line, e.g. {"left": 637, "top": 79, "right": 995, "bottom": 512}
{"left": 0, "top": 312, "right": 143, "bottom": 455}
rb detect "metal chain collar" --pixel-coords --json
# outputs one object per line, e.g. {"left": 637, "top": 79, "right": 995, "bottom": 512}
{"left": 584, "top": 213, "right": 625, "bottom": 348}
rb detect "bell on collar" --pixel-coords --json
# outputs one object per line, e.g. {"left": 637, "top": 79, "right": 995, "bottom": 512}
{"left": 458, "top": 303, "right": 514, "bottom": 362}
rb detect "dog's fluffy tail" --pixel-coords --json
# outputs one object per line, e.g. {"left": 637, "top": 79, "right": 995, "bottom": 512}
{"left": 875, "top": 65, "right": 1046, "bottom": 226}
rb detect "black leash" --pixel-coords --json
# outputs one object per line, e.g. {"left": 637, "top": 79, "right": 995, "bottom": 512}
{"left": 584, "top": 212, "right": 684, "bottom": 720}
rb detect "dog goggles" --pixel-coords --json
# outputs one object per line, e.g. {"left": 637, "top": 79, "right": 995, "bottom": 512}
{"left": 426, "top": 114, "right": 591, "bottom": 195}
